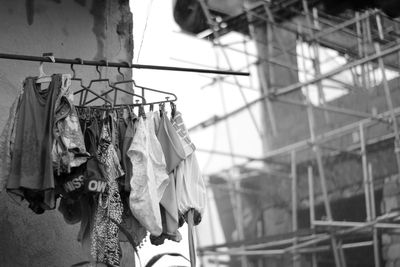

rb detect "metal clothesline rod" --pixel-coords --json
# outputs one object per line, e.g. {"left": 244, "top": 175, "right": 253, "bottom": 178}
{"left": 0, "top": 52, "right": 250, "bottom": 76}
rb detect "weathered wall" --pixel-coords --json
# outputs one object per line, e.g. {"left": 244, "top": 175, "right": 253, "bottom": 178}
{"left": 0, "top": 1, "right": 134, "bottom": 266}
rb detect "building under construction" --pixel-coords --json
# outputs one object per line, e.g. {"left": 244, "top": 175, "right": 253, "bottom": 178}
{"left": 174, "top": 1, "right": 400, "bottom": 266}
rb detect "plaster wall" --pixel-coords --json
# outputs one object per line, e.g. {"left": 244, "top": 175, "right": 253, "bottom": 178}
{"left": 0, "top": 1, "right": 134, "bottom": 266}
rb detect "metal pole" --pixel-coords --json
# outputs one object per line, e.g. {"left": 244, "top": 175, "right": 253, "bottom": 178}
{"left": 308, "top": 166, "right": 318, "bottom": 267}
{"left": 302, "top": 1, "right": 328, "bottom": 119}
{"left": 188, "top": 43, "right": 400, "bottom": 133}
{"left": 312, "top": 220, "right": 400, "bottom": 229}
{"left": 286, "top": 211, "right": 400, "bottom": 252}
{"left": 0, "top": 53, "right": 249, "bottom": 76}
{"left": 291, "top": 151, "right": 300, "bottom": 267}
{"left": 198, "top": 0, "right": 263, "bottom": 140}
{"left": 375, "top": 42, "right": 400, "bottom": 173}
{"left": 206, "top": 189, "right": 220, "bottom": 267}
{"left": 368, "top": 163, "right": 381, "bottom": 267}
{"left": 273, "top": 97, "right": 389, "bottom": 123}
{"left": 299, "top": 21, "right": 342, "bottom": 267}
{"left": 360, "top": 123, "right": 372, "bottom": 221}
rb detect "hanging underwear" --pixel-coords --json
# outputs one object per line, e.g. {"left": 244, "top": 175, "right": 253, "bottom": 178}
{"left": 127, "top": 113, "right": 169, "bottom": 236}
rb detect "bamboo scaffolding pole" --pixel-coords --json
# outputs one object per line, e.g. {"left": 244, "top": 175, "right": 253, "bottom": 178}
{"left": 244, "top": 3, "right": 279, "bottom": 137}
{"left": 285, "top": 211, "right": 400, "bottom": 253}
{"left": 308, "top": 166, "right": 318, "bottom": 267}
{"left": 312, "top": 221, "right": 400, "bottom": 229}
{"left": 360, "top": 123, "right": 372, "bottom": 221}
{"left": 291, "top": 151, "right": 300, "bottom": 267}
{"left": 198, "top": 0, "right": 263, "bottom": 142}
{"left": 204, "top": 105, "right": 400, "bottom": 179}
{"left": 189, "top": 43, "right": 400, "bottom": 133}
{"left": 225, "top": 234, "right": 326, "bottom": 252}
{"left": 375, "top": 42, "right": 400, "bottom": 173}
{"left": 299, "top": 22, "right": 343, "bottom": 267}
{"left": 368, "top": 163, "right": 381, "bottom": 267}
{"left": 302, "top": 1, "right": 328, "bottom": 123}
{"left": 273, "top": 97, "right": 389, "bottom": 123}
{"left": 202, "top": 240, "right": 373, "bottom": 257}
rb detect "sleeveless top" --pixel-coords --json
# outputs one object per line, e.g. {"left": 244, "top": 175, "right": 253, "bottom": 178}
{"left": 8, "top": 75, "right": 61, "bottom": 198}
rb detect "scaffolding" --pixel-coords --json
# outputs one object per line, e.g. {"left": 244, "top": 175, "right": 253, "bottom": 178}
{"left": 184, "top": 1, "right": 400, "bottom": 266}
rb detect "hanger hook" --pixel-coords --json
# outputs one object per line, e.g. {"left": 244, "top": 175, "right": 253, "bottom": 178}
{"left": 70, "top": 64, "right": 76, "bottom": 79}
{"left": 117, "top": 66, "right": 124, "bottom": 80}
{"left": 96, "top": 65, "right": 101, "bottom": 79}
{"left": 124, "top": 61, "right": 132, "bottom": 69}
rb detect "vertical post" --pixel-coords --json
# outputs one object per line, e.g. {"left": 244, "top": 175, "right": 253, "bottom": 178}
{"left": 359, "top": 122, "right": 372, "bottom": 221}
{"left": 302, "top": 1, "right": 329, "bottom": 122}
{"left": 375, "top": 42, "right": 400, "bottom": 173}
{"left": 355, "top": 12, "right": 366, "bottom": 89}
{"left": 298, "top": 22, "right": 342, "bottom": 267}
{"left": 234, "top": 175, "right": 248, "bottom": 267}
{"left": 308, "top": 166, "right": 318, "bottom": 267}
{"left": 206, "top": 189, "right": 220, "bottom": 267}
{"left": 369, "top": 163, "right": 381, "bottom": 267}
{"left": 291, "top": 151, "right": 300, "bottom": 267}
{"left": 198, "top": 0, "right": 263, "bottom": 140}
{"left": 362, "top": 11, "right": 371, "bottom": 91}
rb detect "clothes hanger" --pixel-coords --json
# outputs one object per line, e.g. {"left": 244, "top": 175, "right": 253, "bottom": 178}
{"left": 112, "top": 63, "right": 178, "bottom": 106}
{"left": 36, "top": 53, "right": 55, "bottom": 84}
{"left": 84, "top": 64, "right": 146, "bottom": 107}
{"left": 80, "top": 62, "right": 115, "bottom": 107}
{"left": 97, "top": 61, "right": 178, "bottom": 106}
{"left": 70, "top": 60, "right": 113, "bottom": 107}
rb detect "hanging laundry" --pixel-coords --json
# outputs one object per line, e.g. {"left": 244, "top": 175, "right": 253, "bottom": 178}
{"left": 127, "top": 112, "right": 169, "bottom": 237}
{"left": 7, "top": 74, "right": 73, "bottom": 212}
{"left": 0, "top": 67, "right": 207, "bottom": 266}
{"left": 52, "top": 74, "right": 89, "bottom": 174}
{"left": 91, "top": 116, "right": 124, "bottom": 266}
{"left": 151, "top": 110, "right": 185, "bottom": 245}
{"left": 0, "top": 90, "right": 23, "bottom": 192}
{"left": 171, "top": 110, "right": 206, "bottom": 225}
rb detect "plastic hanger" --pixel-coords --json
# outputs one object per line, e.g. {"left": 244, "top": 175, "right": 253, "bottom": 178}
{"left": 80, "top": 63, "right": 114, "bottom": 106}
{"left": 113, "top": 63, "right": 178, "bottom": 106}
{"left": 70, "top": 61, "right": 113, "bottom": 107}
{"left": 36, "top": 53, "right": 55, "bottom": 84}
{"left": 90, "top": 61, "right": 177, "bottom": 106}
{"left": 84, "top": 64, "right": 146, "bottom": 107}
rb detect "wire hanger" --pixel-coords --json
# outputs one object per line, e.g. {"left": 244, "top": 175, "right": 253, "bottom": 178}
{"left": 71, "top": 59, "right": 113, "bottom": 107}
{"left": 36, "top": 53, "right": 55, "bottom": 84}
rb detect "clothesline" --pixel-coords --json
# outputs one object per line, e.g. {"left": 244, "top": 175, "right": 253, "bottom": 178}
{"left": 0, "top": 52, "right": 250, "bottom": 76}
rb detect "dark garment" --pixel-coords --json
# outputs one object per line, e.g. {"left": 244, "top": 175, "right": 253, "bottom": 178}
{"left": 8, "top": 75, "right": 62, "bottom": 209}
{"left": 8, "top": 75, "right": 60, "bottom": 190}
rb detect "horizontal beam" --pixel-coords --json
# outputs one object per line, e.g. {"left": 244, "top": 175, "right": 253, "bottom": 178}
{"left": 313, "top": 220, "right": 400, "bottom": 229}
